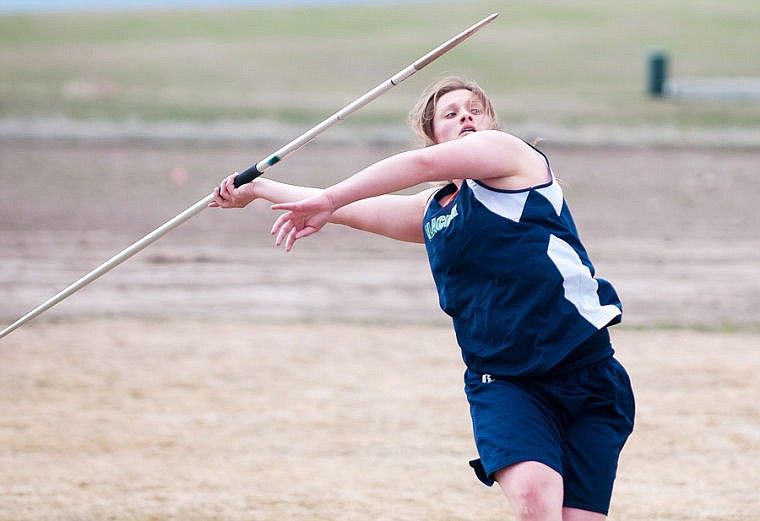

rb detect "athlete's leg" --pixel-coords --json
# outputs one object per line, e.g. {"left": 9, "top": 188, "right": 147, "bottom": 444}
{"left": 494, "top": 462, "right": 609, "bottom": 521}
{"left": 494, "top": 461, "right": 564, "bottom": 521}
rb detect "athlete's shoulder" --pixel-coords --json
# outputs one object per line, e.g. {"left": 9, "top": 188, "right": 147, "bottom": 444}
{"left": 468, "top": 129, "right": 524, "bottom": 147}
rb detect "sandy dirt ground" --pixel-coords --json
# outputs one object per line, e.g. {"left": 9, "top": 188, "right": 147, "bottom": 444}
{"left": 1, "top": 322, "right": 758, "bottom": 521}
{"left": 1, "top": 139, "right": 759, "bottom": 520}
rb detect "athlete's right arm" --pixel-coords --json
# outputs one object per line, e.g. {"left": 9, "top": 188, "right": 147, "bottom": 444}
{"left": 210, "top": 175, "right": 322, "bottom": 209}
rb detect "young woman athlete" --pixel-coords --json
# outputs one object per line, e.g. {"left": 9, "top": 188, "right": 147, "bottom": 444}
{"left": 211, "top": 76, "right": 635, "bottom": 521}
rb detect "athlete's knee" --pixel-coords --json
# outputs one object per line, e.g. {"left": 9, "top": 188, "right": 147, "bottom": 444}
{"left": 511, "top": 486, "right": 557, "bottom": 521}
{"left": 495, "top": 461, "right": 563, "bottom": 521}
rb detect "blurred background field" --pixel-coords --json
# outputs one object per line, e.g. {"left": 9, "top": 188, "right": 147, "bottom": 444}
{"left": 1, "top": 0, "right": 760, "bottom": 141}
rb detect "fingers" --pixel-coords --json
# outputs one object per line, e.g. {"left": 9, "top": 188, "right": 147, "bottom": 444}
{"left": 208, "top": 172, "right": 238, "bottom": 208}
{"left": 219, "top": 174, "right": 234, "bottom": 200}
{"left": 284, "top": 227, "right": 298, "bottom": 252}
{"left": 271, "top": 211, "right": 317, "bottom": 252}
{"left": 270, "top": 210, "right": 289, "bottom": 237}
{"left": 270, "top": 202, "right": 295, "bottom": 212}
{"left": 272, "top": 214, "right": 292, "bottom": 247}
{"left": 271, "top": 211, "right": 297, "bottom": 251}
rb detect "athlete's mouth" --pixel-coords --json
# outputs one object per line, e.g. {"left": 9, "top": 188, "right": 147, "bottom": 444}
{"left": 460, "top": 125, "right": 476, "bottom": 135}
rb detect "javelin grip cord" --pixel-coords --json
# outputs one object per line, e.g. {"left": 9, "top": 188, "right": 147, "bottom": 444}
{"left": 233, "top": 163, "right": 265, "bottom": 187}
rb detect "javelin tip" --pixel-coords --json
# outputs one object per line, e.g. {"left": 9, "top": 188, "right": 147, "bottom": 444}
{"left": 413, "top": 12, "right": 500, "bottom": 71}
{"left": 476, "top": 13, "right": 499, "bottom": 30}
{"left": 475, "top": 13, "right": 499, "bottom": 27}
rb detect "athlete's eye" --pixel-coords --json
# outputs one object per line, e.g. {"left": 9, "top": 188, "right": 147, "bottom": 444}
{"left": 471, "top": 107, "right": 482, "bottom": 115}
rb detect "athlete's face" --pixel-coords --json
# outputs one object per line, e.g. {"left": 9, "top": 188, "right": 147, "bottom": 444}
{"left": 432, "top": 89, "right": 492, "bottom": 144}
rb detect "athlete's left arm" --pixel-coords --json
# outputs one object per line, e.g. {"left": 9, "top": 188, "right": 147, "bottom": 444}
{"left": 420, "top": 130, "right": 549, "bottom": 189}
{"left": 313, "top": 130, "right": 532, "bottom": 209}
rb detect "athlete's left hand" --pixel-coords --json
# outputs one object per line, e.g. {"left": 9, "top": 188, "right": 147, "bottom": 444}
{"left": 271, "top": 193, "right": 335, "bottom": 251}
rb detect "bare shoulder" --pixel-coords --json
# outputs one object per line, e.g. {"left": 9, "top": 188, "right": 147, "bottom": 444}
{"left": 411, "top": 131, "right": 544, "bottom": 188}
{"left": 473, "top": 129, "right": 520, "bottom": 143}
{"left": 468, "top": 130, "right": 550, "bottom": 190}
{"left": 471, "top": 130, "right": 540, "bottom": 159}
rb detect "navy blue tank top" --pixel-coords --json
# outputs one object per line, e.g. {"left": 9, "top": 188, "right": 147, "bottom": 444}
{"left": 422, "top": 148, "right": 622, "bottom": 377}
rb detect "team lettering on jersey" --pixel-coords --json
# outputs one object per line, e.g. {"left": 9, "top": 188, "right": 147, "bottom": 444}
{"left": 425, "top": 204, "right": 459, "bottom": 240}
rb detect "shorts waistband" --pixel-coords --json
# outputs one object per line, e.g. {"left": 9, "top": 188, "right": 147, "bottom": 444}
{"left": 549, "top": 328, "right": 613, "bottom": 376}
{"left": 469, "top": 328, "right": 614, "bottom": 383}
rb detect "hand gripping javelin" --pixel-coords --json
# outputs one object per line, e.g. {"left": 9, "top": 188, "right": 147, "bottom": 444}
{"left": 0, "top": 13, "right": 498, "bottom": 340}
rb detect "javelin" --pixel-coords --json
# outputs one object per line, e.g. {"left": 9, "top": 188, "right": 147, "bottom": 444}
{"left": 0, "top": 13, "right": 499, "bottom": 341}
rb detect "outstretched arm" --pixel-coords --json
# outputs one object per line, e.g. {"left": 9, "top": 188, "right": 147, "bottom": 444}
{"left": 209, "top": 175, "right": 322, "bottom": 209}
{"left": 210, "top": 173, "right": 433, "bottom": 245}
{"left": 287, "top": 130, "right": 538, "bottom": 210}
{"left": 270, "top": 130, "right": 542, "bottom": 250}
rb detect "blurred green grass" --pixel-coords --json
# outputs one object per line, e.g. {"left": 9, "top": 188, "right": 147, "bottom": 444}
{"left": 1, "top": 0, "right": 759, "bottom": 131}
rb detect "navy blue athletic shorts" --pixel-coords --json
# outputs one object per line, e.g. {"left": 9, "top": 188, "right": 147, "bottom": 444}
{"left": 464, "top": 339, "right": 635, "bottom": 514}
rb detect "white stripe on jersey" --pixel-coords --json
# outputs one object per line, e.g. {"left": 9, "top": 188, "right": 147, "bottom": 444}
{"left": 547, "top": 234, "right": 622, "bottom": 328}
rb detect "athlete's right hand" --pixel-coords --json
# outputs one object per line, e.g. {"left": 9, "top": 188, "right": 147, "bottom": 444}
{"left": 208, "top": 172, "right": 257, "bottom": 208}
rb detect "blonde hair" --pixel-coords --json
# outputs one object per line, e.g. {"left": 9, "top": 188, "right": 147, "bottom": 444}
{"left": 409, "top": 75, "right": 500, "bottom": 146}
